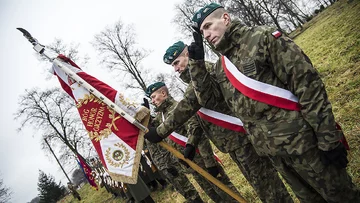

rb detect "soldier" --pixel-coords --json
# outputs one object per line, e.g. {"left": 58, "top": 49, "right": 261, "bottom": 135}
{"left": 145, "top": 139, "right": 204, "bottom": 202}
{"left": 151, "top": 40, "right": 293, "bottom": 203}
{"left": 67, "top": 182, "right": 81, "bottom": 201}
{"left": 139, "top": 152, "right": 167, "bottom": 191}
{"left": 150, "top": 3, "right": 359, "bottom": 203}
{"left": 125, "top": 175, "right": 155, "bottom": 203}
{"left": 146, "top": 82, "right": 240, "bottom": 202}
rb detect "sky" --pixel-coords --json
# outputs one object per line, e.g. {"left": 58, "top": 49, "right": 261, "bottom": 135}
{"left": 0, "top": 0, "right": 186, "bottom": 202}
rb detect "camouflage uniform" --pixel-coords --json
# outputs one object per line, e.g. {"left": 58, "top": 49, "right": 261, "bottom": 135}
{"left": 188, "top": 19, "right": 360, "bottom": 202}
{"left": 153, "top": 96, "right": 237, "bottom": 203}
{"left": 168, "top": 68, "right": 293, "bottom": 203}
{"left": 145, "top": 139, "right": 203, "bottom": 202}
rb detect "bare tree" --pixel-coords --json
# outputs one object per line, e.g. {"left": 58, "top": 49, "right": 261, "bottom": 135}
{"left": 92, "top": 20, "right": 150, "bottom": 92}
{"left": 155, "top": 73, "right": 187, "bottom": 99}
{"left": 220, "top": 0, "right": 269, "bottom": 26}
{"left": 253, "top": 0, "right": 284, "bottom": 31}
{"left": 92, "top": 19, "right": 188, "bottom": 102}
{"left": 280, "top": 0, "right": 305, "bottom": 25}
{"left": 173, "top": 0, "right": 220, "bottom": 60}
{"left": 39, "top": 39, "right": 89, "bottom": 67}
{"left": 0, "top": 174, "right": 12, "bottom": 203}
{"left": 15, "top": 88, "right": 91, "bottom": 166}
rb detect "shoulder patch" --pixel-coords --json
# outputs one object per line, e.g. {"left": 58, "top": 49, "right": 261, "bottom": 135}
{"left": 271, "top": 30, "right": 282, "bottom": 39}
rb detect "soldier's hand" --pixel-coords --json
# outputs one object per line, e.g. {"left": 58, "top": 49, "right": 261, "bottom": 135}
{"left": 167, "top": 167, "right": 179, "bottom": 177}
{"left": 320, "top": 143, "right": 348, "bottom": 169}
{"left": 206, "top": 166, "right": 220, "bottom": 178}
{"left": 183, "top": 144, "right": 196, "bottom": 161}
{"left": 178, "top": 159, "right": 190, "bottom": 168}
{"left": 188, "top": 32, "right": 204, "bottom": 60}
{"left": 144, "top": 127, "right": 163, "bottom": 143}
{"left": 141, "top": 98, "right": 150, "bottom": 109}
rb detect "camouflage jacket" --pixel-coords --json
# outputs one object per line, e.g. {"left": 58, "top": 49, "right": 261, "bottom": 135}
{"left": 145, "top": 139, "right": 178, "bottom": 171}
{"left": 153, "top": 96, "right": 217, "bottom": 168}
{"left": 188, "top": 20, "right": 343, "bottom": 156}
{"left": 175, "top": 66, "right": 250, "bottom": 153}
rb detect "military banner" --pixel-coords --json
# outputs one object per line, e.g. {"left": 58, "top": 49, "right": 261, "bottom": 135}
{"left": 52, "top": 55, "right": 149, "bottom": 183}
{"left": 76, "top": 154, "right": 98, "bottom": 190}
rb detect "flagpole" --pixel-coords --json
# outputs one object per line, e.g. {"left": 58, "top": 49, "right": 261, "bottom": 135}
{"left": 52, "top": 58, "right": 148, "bottom": 133}
{"left": 158, "top": 141, "right": 247, "bottom": 203}
{"left": 17, "top": 28, "right": 148, "bottom": 133}
{"left": 44, "top": 138, "right": 72, "bottom": 184}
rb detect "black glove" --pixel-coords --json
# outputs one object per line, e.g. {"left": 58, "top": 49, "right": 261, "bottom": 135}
{"left": 206, "top": 166, "right": 220, "bottom": 178}
{"left": 184, "top": 144, "right": 196, "bottom": 161}
{"left": 167, "top": 167, "right": 179, "bottom": 177}
{"left": 178, "top": 159, "right": 190, "bottom": 168}
{"left": 188, "top": 32, "right": 204, "bottom": 60}
{"left": 141, "top": 98, "right": 150, "bottom": 109}
{"left": 144, "top": 127, "right": 163, "bottom": 143}
{"left": 320, "top": 143, "right": 348, "bottom": 169}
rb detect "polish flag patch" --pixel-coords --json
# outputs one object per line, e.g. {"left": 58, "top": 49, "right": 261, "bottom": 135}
{"left": 271, "top": 30, "right": 282, "bottom": 39}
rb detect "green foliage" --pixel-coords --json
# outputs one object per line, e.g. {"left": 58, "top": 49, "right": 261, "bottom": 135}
{"left": 59, "top": 0, "right": 360, "bottom": 202}
{"left": 38, "top": 170, "right": 66, "bottom": 203}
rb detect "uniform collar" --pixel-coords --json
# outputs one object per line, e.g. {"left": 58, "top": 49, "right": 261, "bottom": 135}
{"left": 214, "top": 20, "right": 247, "bottom": 55}
{"left": 154, "top": 96, "right": 175, "bottom": 112}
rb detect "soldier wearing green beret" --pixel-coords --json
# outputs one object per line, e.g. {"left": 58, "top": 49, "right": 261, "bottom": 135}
{"left": 155, "top": 40, "right": 294, "bottom": 203}
{"left": 146, "top": 82, "right": 240, "bottom": 202}
{"left": 162, "top": 2, "right": 358, "bottom": 203}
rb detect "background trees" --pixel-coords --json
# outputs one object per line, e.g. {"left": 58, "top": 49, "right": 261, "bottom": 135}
{"left": 15, "top": 88, "right": 94, "bottom": 170}
{"left": 37, "top": 170, "right": 66, "bottom": 203}
{"left": 0, "top": 173, "right": 12, "bottom": 203}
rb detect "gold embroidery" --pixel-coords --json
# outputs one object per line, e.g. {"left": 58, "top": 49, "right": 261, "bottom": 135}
{"left": 105, "top": 143, "right": 130, "bottom": 168}
{"left": 77, "top": 94, "right": 104, "bottom": 108}
{"left": 118, "top": 93, "right": 137, "bottom": 108}
{"left": 79, "top": 93, "right": 124, "bottom": 141}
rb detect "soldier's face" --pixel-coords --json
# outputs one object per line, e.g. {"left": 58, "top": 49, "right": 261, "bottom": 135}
{"left": 150, "top": 90, "right": 167, "bottom": 107}
{"left": 200, "top": 12, "right": 230, "bottom": 46}
{"left": 171, "top": 54, "right": 189, "bottom": 73}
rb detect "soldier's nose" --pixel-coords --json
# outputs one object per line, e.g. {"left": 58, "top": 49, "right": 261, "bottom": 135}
{"left": 174, "top": 66, "right": 179, "bottom": 72}
{"left": 204, "top": 31, "right": 209, "bottom": 40}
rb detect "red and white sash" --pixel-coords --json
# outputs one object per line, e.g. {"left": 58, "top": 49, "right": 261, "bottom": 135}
{"left": 162, "top": 113, "right": 223, "bottom": 164}
{"left": 222, "top": 55, "right": 301, "bottom": 111}
{"left": 197, "top": 107, "right": 246, "bottom": 133}
{"left": 221, "top": 55, "right": 349, "bottom": 150}
{"left": 168, "top": 131, "right": 223, "bottom": 165}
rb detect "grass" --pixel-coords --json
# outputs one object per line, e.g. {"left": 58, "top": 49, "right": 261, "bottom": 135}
{"left": 58, "top": 0, "right": 360, "bottom": 202}
{"left": 292, "top": 0, "right": 360, "bottom": 186}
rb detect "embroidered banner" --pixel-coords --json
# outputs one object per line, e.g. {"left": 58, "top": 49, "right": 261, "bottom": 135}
{"left": 76, "top": 154, "right": 98, "bottom": 190}
{"left": 52, "top": 55, "right": 150, "bottom": 183}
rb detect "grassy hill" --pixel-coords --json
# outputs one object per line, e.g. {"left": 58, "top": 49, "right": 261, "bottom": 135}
{"left": 59, "top": 0, "right": 360, "bottom": 202}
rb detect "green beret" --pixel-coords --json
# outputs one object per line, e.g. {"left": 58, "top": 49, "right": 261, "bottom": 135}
{"left": 192, "top": 3, "right": 224, "bottom": 30}
{"left": 163, "top": 41, "right": 186, "bottom": 65}
{"left": 145, "top": 82, "right": 165, "bottom": 97}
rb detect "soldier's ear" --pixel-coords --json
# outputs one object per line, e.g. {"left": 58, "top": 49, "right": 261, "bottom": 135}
{"left": 184, "top": 47, "right": 189, "bottom": 57}
{"left": 161, "top": 90, "right": 166, "bottom": 97}
{"left": 222, "top": 13, "right": 231, "bottom": 26}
